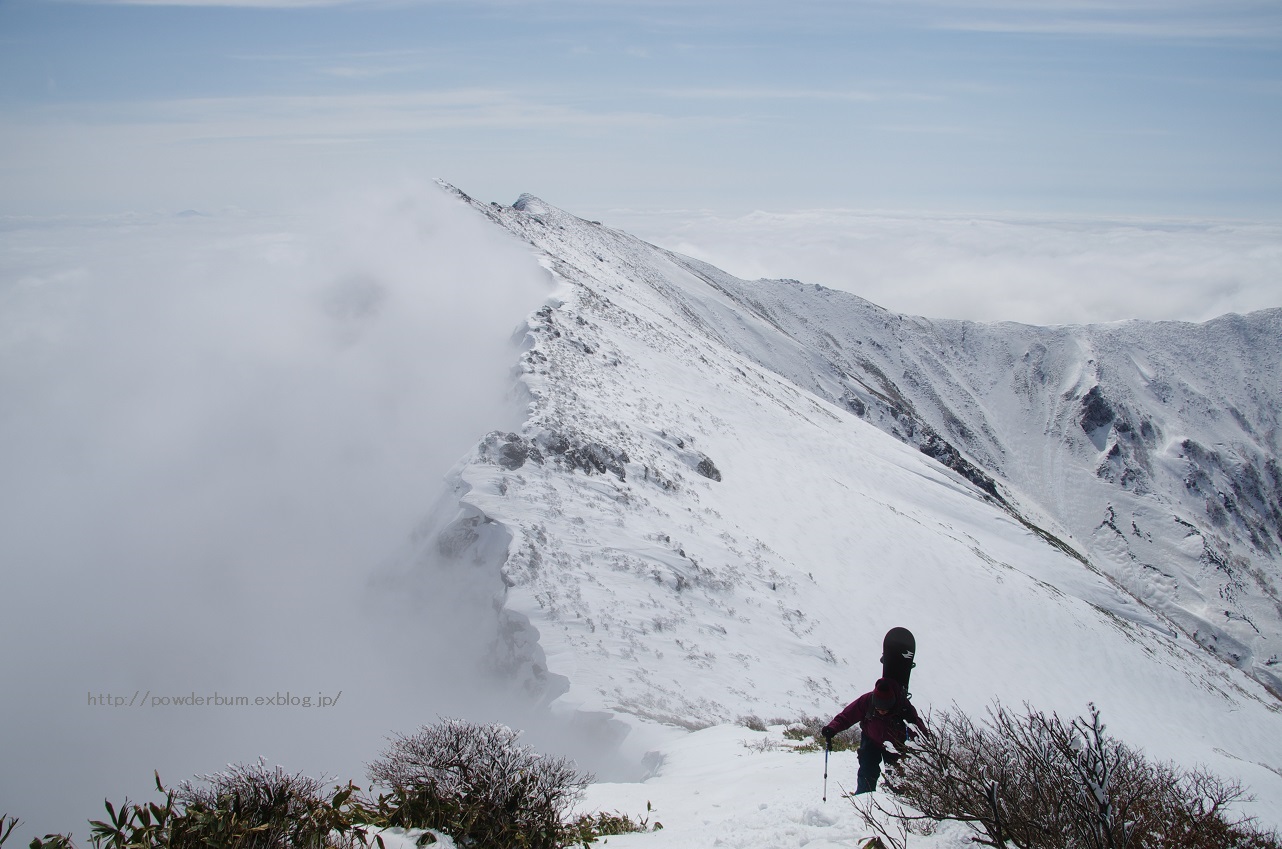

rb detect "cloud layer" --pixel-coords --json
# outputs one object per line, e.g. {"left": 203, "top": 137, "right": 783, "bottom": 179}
{"left": 0, "top": 184, "right": 553, "bottom": 838}
{"left": 609, "top": 207, "right": 1282, "bottom": 325}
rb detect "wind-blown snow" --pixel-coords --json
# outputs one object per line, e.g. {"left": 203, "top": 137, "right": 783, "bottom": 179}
{"left": 396, "top": 185, "right": 1282, "bottom": 830}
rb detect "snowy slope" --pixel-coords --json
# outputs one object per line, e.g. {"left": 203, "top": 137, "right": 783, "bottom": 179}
{"left": 393, "top": 185, "right": 1282, "bottom": 827}
{"left": 684, "top": 271, "right": 1282, "bottom": 697}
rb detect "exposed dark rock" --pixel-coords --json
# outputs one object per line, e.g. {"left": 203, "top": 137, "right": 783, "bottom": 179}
{"left": 1179, "top": 438, "right": 1281, "bottom": 553}
{"left": 478, "top": 432, "right": 544, "bottom": 470}
{"left": 919, "top": 431, "right": 1000, "bottom": 499}
{"left": 841, "top": 393, "right": 866, "bottom": 417}
{"left": 695, "top": 455, "right": 722, "bottom": 481}
{"left": 477, "top": 429, "right": 629, "bottom": 481}
{"left": 562, "top": 441, "right": 629, "bottom": 480}
{"left": 1080, "top": 385, "right": 1115, "bottom": 433}
{"left": 1139, "top": 418, "right": 1158, "bottom": 445}
{"left": 534, "top": 430, "right": 629, "bottom": 481}
{"left": 1182, "top": 439, "right": 1216, "bottom": 465}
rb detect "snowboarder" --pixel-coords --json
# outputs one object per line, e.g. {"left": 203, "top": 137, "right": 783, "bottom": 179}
{"left": 821, "top": 677, "right": 928, "bottom": 794}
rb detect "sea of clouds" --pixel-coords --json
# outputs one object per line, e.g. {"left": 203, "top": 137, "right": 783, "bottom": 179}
{"left": 607, "top": 207, "right": 1282, "bottom": 326}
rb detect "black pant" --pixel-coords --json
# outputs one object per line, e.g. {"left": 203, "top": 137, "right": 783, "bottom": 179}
{"left": 856, "top": 731, "right": 883, "bottom": 794}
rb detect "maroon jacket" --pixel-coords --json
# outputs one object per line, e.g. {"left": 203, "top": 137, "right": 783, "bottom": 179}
{"left": 824, "top": 681, "right": 926, "bottom": 751}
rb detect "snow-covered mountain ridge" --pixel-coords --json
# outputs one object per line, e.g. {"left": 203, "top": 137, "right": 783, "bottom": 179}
{"left": 401, "top": 185, "right": 1282, "bottom": 820}
{"left": 667, "top": 256, "right": 1282, "bottom": 694}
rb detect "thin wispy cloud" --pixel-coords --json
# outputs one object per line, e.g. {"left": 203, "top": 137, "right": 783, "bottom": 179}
{"left": 321, "top": 63, "right": 417, "bottom": 78}
{"left": 936, "top": 16, "right": 1282, "bottom": 39}
{"left": 81, "top": 0, "right": 379, "bottom": 7}
{"left": 232, "top": 49, "right": 435, "bottom": 79}
{"left": 55, "top": 0, "right": 1282, "bottom": 39}
{"left": 910, "top": 0, "right": 1282, "bottom": 38}
{"left": 873, "top": 123, "right": 988, "bottom": 136}
{"left": 15, "top": 89, "right": 670, "bottom": 142}
{"left": 657, "top": 86, "right": 893, "bottom": 103}
{"left": 5, "top": 0, "right": 1278, "bottom": 220}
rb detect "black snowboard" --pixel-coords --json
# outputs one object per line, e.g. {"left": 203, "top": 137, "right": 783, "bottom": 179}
{"left": 880, "top": 627, "right": 916, "bottom": 691}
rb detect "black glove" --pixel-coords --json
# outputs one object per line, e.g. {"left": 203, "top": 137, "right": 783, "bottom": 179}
{"left": 821, "top": 727, "right": 835, "bottom": 741}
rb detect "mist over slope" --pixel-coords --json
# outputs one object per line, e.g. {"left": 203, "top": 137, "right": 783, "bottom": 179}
{"left": 398, "top": 185, "right": 1282, "bottom": 822}
{"left": 0, "top": 188, "right": 554, "bottom": 840}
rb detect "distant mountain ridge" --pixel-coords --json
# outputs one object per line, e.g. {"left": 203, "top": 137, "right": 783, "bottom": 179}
{"left": 664, "top": 256, "right": 1282, "bottom": 694}
{"left": 395, "top": 183, "right": 1282, "bottom": 816}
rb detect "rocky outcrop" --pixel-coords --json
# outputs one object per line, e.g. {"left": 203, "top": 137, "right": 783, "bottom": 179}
{"left": 479, "top": 429, "right": 630, "bottom": 481}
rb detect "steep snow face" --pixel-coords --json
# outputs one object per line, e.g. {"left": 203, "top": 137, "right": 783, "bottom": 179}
{"left": 407, "top": 186, "right": 1282, "bottom": 821}
{"left": 656, "top": 263, "right": 1282, "bottom": 696}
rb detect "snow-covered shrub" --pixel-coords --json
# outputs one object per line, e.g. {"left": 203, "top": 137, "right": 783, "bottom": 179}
{"left": 560, "top": 805, "right": 659, "bottom": 845}
{"left": 11, "top": 730, "right": 636, "bottom": 849}
{"left": 863, "top": 702, "right": 1281, "bottom": 849}
{"left": 168, "top": 759, "right": 365, "bottom": 849}
{"left": 774, "top": 715, "right": 860, "bottom": 752}
{"left": 83, "top": 764, "right": 370, "bottom": 849}
{"left": 367, "top": 718, "right": 591, "bottom": 849}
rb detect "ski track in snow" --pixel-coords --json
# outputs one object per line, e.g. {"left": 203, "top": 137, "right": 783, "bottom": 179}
{"left": 400, "top": 185, "right": 1282, "bottom": 835}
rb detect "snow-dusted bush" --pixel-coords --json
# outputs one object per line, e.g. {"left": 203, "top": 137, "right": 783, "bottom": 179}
{"left": 863, "top": 702, "right": 1280, "bottom": 849}
{"left": 6, "top": 767, "right": 373, "bottom": 849}
{"left": 80, "top": 763, "right": 370, "bottom": 849}
{"left": 783, "top": 715, "right": 860, "bottom": 752}
{"left": 164, "top": 758, "right": 365, "bottom": 849}
{"left": 560, "top": 806, "right": 659, "bottom": 845}
{"left": 9, "top": 726, "right": 640, "bottom": 849}
{"left": 367, "top": 718, "right": 592, "bottom": 849}
{"left": 741, "top": 714, "right": 859, "bottom": 752}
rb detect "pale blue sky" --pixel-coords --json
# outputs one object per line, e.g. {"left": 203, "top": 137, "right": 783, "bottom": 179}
{"left": 2, "top": 0, "right": 1280, "bottom": 218}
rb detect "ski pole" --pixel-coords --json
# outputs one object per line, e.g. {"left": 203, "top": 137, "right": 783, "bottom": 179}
{"left": 823, "top": 736, "right": 831, "bottom": 802}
